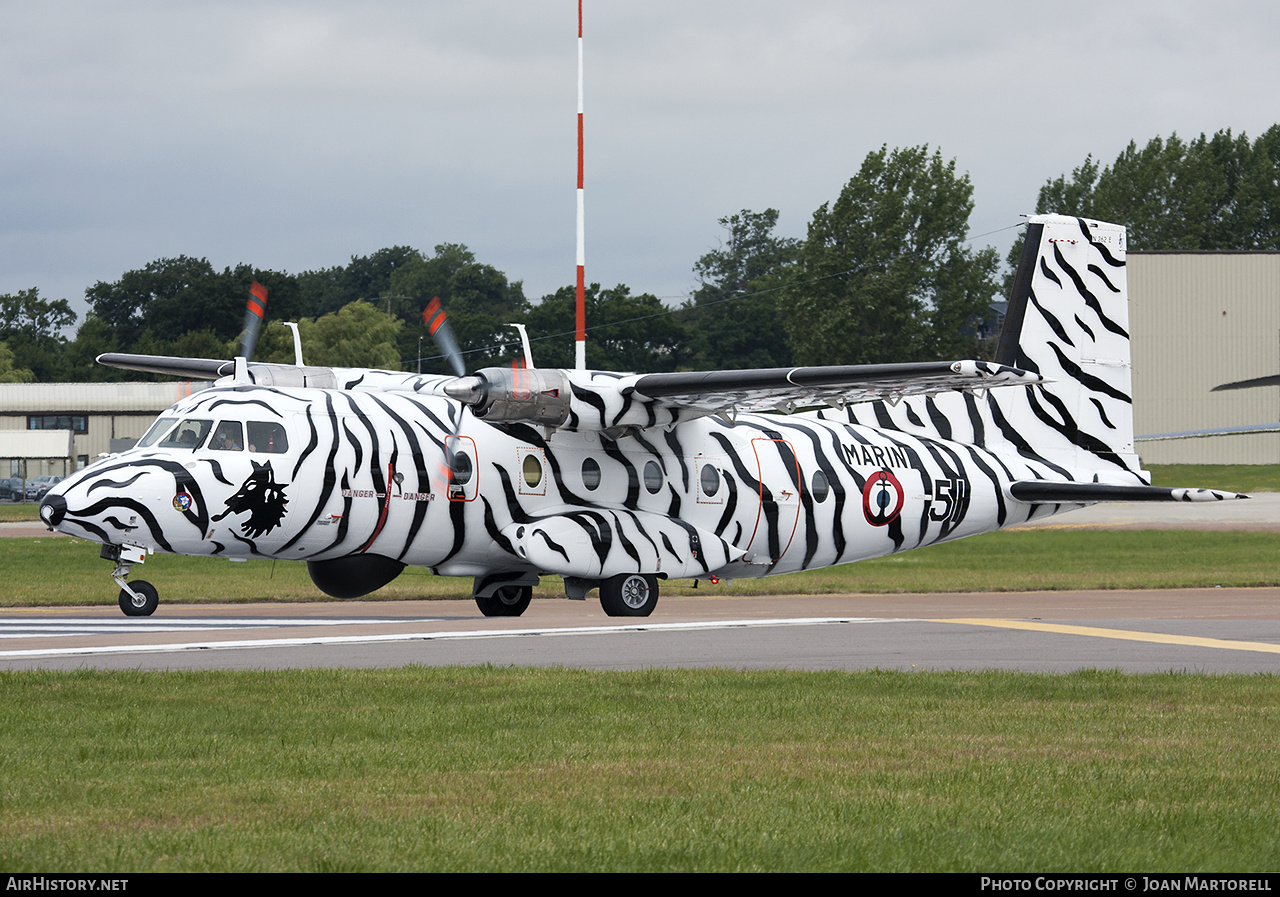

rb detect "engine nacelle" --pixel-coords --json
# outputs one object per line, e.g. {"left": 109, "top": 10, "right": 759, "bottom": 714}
{"left": 446, "top": 367, "right": 571, "bottom": 427}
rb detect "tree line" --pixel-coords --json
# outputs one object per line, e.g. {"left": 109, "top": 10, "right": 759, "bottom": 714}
{"left": 3, "top": 125, "right": 1277, "bottom": 383}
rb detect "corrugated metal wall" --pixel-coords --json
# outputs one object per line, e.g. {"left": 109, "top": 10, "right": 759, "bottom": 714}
{"left": 1130, "top": 252, "right": 1280, "bottom": 465}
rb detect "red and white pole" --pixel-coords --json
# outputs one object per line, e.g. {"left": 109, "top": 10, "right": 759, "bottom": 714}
{"left": 574, "top": 0, "right": 587, "bottom": 370}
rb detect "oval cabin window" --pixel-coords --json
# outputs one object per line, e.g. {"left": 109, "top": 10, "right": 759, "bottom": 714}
{"left": 582, "top": 457, "right": 601, "bottom": 490}
{"left": 523, "top": 453, "right": 543, "bottom": 488}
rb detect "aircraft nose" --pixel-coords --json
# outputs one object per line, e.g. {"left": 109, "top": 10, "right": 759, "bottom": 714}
{"left": 40, "top": 492, "right": 67, "bottom": 528}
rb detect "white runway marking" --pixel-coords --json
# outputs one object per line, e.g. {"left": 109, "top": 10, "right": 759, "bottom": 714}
{"left": 0, "top": 618, "right": 441, "bottom": 638}
{"left": 0, "top": 616, "right": 905, "bottom": 659}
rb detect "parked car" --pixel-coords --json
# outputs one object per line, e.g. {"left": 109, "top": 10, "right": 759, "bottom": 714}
{"left": 0, "top": 477, "right": 24, "bottom": 501}
{"left": 25, "top": 476, "right": 62, "bottom": 500}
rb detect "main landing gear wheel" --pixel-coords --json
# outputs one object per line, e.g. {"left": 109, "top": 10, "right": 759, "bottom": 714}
{"left": 118, "top": 580, "right": 159, "bottom": 617}
{"left": 600, "top": 573, "right": 658, "bottom": 617}
{"left": 475, "top": 585, "right": 532, "bottom": 617}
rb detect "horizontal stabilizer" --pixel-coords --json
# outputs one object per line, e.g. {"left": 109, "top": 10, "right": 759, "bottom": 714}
{"left": 1009, "top": 482, "right": 1247, "bottom": 504}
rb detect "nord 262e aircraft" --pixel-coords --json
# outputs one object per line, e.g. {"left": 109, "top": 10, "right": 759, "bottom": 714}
{"left": 41, "top": 215, "right": 1243, "bottom": 616}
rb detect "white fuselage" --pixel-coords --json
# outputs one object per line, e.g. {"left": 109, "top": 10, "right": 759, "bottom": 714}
{"left": 45, "top": 382, "right": 1074, "bottom": 587}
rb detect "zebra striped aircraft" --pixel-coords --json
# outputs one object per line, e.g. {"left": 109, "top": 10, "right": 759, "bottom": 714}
{"left": 40, "top": 215, "right": 1243, "bottom": 617}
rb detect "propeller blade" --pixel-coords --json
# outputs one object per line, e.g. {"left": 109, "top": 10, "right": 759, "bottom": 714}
{"left": 423, "top": 296, "right": 466, "bottom": 377}
{"left": 240, "top": 281, "right": 269, "bottom": 361}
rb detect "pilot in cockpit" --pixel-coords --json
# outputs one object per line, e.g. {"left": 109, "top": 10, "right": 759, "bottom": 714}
{"left": 211, "top": 422, "right": 244, "bottom": 452}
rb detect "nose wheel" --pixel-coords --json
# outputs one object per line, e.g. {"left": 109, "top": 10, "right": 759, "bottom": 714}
{"left": 118, "top": 581, "right": 159, "bottom": 617}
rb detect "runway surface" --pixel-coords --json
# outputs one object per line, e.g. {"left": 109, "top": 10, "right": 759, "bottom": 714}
{"left": 2, "top": 590, "right": 1277, "bottom": 673}
{"left": 3, "top": 497, "right": 1277, "bottom": 674}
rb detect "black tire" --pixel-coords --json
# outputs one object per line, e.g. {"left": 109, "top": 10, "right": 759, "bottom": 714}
{"left": 475, "top": 584, "right": 532, "bottom": 617}
{"left": 118, "top": 580, "right": 159, "bottom": 617}
{"left": 599, "top": 573, "right": 658, "bottom": 617}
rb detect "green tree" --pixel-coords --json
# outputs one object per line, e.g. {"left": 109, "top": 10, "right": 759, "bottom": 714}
{"left": 391, "top": 244, "right": 528, "bottom": 373}
{"left": 85, "top": 257, "right": 304, "bottom": 352}
{"left": 60, "top": 314, "right": 127, "bottom": 382}
{"left": 0, "top": 288, "right": 76, "bottom": 381}
{"left": 1012, "top": 126, "right": 1280, "bottom": 274}
{"left": 524, "top": 283, "right": 684, "bottom": 372}
{"left": 785, "top": 145, "right": 999, "bottom": 365}
{"left": 290, "top": 301, "right": 401, "bottom": 369}
{"left": 85, "top": 256, "right": 219, "bottom": 346}
{"left": 297, "top": 246, "right": 419, "bottom": 318}
{"left": 0, "top": 341, "right": 35, "bottom": 383}
{"left": 682, "top": 209, "right": 799, "bottom": 370}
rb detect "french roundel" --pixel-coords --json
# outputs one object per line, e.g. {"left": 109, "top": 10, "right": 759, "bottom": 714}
{"left": 862, "top": 469, "right": 904, "bottom": 526}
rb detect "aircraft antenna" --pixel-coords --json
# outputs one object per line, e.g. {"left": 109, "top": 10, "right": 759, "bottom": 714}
{"left": 574, "top": 0, "right": 586, "bottom": 370}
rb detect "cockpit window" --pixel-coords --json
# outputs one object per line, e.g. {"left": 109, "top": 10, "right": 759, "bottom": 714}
{"left": 210, "top": 421, "right": 244, "bottom": 452}
{"left": 158, "top": 418, "right": 213, "bottom": 450}
{"left": 136, "top": 416, "right": 177, "bottom": 449}
{"left": 247, "top": 421, "right": 288, "bottom": 454}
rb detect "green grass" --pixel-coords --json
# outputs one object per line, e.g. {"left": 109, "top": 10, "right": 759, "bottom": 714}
{"left": 0, "top": 503, "right": 40, "bottom": 522}
{"left": 0, "top": 667, "right": 1276, "bottom": 871}
{"left": 1146, "top": 464, "right": 1280, "bottom": 493}
{"left": 4, "top": 528, "right": 1279, "bottom": 607}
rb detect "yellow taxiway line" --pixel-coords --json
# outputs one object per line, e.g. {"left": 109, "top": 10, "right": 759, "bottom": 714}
{"left": 936, "top": 618, "right": 1280, "bottom": 655}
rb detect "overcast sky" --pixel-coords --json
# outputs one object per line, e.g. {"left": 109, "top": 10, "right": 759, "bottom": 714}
{"left": 3, "top": 1, "right": 1278, "bottom": 325}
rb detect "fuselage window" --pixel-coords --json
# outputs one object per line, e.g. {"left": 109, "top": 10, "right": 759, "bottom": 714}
{"left": 581, "top": 457, "right": 601, "bottom": 490}
{"left": 451, "top": 451, "right": 473, "bottom": 485}
{"left": 247, "top": 421, "right": 288, "bottom": 454}
{"left": 811, "top": 469, "right": 830, "bottom": 502}
{"left": 523, "top": 453, "right": 543, "bottom": 488}
{"left": 643, "top": 460, "right": 663, "bottom": 494}
{"left": 700, "top": 463, "right": 720, "bottom": 497}
{"left": 210, "top": 421, "right": 244, "bottom": 452}
{"left": 158, "top": 419, "right": 212, "bottom": 450}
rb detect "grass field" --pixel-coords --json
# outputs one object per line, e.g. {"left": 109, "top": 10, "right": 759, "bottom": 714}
{"left": 4, "top": 467, "right": 1277, "bottom": 871}
{"left": 4, "top": 527, "right": 1280, "bottom": 606}
{"left": 1, "top": 667, "right": 1276, "bottom": 872}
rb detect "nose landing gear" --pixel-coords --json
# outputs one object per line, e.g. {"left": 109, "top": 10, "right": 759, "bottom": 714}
{"left": 102, "top": 543, "right": 159, "bottom": 617}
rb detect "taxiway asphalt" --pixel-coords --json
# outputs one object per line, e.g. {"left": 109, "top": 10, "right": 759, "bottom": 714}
{"left": 2, "top": 590, "right": 1277, "bottom": 674}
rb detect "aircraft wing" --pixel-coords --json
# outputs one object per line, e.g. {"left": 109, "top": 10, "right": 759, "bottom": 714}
{"left": 1212, "top": 374, "right": 1280, "bottom": 392}
{"left": 98, "top": 352, "right": 1043, "bottom": 429}
{"left": 625, "top": 360, "right": 1041, "bottom": 415}
{"left": 98, "top": 353, "right": 233, "bottom": 379}
{"left": 1137, "top": 423, "right": 1280, "bottom": 441}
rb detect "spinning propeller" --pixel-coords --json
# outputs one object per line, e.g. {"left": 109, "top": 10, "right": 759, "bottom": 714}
{"left": 239, "top": 281, "right": 269, "bottom": 362}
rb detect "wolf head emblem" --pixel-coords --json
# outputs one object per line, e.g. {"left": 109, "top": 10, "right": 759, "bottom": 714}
{"left": 212, "top": 461, "right": 288, "bottom": 538}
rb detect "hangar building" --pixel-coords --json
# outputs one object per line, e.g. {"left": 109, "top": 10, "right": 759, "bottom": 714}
{"left": 1, "top": 381, "right": 208, "bottom": 483}
{"left": 1129, "top": 252, "right": 1280, "bottom": 465}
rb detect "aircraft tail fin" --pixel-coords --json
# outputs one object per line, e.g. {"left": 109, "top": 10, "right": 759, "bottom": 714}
{"left": 835, "top": 215, "right": 1144, "bottom": 481}
{"left": 988, "top": 214, "right": 1142, "bottom": 478}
